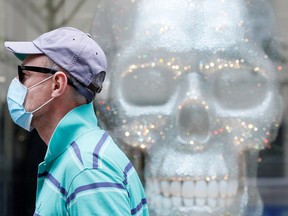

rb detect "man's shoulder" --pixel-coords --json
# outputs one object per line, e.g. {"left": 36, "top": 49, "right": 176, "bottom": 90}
{"left": 69, "top": 129, "right": 130, "bottom": 171}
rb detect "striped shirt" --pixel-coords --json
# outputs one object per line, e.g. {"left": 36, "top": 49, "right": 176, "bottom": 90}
{"left": 34, "top": 103, "right": 148, "bottom": 215}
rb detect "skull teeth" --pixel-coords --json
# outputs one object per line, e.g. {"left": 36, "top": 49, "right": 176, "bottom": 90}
{"left": 147, "top": 178, "right": 239, "bottom": 207}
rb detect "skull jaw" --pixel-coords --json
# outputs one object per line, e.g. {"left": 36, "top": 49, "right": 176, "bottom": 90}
{"left": 144, "top": 146, "right": 263, "bottom": 216}
{"left": 146, "top": 177, "right": 263, "bottom": 216}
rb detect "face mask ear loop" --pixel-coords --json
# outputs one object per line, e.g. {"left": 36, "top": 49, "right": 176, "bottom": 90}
{"left": 31, "top": 97, "right": 54, "bottom": 114}
{"left": 28, "top": 75, "right": 53, "bottom": 91}
{"left": 29, "top": 75, "right": 55, "bottom": 114}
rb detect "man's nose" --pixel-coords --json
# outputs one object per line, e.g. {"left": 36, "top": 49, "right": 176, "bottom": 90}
{"left": 176, "top": 73, "right": 210, "bottom": 145}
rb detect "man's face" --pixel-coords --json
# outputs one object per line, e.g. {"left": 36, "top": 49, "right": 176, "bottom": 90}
{"left": 20, "top": 55, "right": 53, "bottom": 123}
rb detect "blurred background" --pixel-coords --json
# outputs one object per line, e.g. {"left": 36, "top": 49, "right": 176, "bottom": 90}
{"left": 0, "top": 0, "right": 287, "bottom": 215}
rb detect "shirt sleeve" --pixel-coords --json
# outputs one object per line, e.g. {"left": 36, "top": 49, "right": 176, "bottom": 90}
{"left": 66, "top": 168, "right": 131, "bottom": 216}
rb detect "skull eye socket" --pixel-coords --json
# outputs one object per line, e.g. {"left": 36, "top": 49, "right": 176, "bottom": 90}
{"left": 213, "top": 69, "right": 269, "bottom": 109}
{"left": 121, "top": 67, "right": 178, "bottom": 106}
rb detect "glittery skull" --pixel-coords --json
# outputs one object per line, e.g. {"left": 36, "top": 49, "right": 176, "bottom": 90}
{"left": 92, "top": 0, "right": 283, "bottom": 215}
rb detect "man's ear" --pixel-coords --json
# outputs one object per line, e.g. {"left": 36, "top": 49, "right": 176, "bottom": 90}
{"left": 51, "top": 71, "right": 68, "bottom": 98}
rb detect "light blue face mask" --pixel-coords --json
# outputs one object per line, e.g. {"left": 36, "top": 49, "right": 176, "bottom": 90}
{"left": 7, "top": 76, "right": 54, "bottom": 131}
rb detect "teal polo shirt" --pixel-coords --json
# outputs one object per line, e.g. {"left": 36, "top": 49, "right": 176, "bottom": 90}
{"left": 34, "top": 103, "right": 148, "bottom": 215}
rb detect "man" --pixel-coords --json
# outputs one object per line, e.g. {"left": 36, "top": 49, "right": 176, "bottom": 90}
{"left": 5, "top": 27, "right": 148, "bottom": 215}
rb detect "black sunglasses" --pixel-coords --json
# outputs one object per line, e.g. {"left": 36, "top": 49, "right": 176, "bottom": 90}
{"left": 18, "top": 65, "right": 58, "bottom": 82}
{"left": 17, "top": 65, "right": 101, "bottom": 99}
{"left": 17, "top": 65, "right": 76, "bottom": 87}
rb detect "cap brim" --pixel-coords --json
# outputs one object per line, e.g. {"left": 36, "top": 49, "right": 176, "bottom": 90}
{"left": 4, "top": 41, "right": 43, "bottom": 61}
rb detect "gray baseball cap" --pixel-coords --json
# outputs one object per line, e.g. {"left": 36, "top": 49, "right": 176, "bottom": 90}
{"left": 4, "top": 27, "right": 107, "bottom": 102}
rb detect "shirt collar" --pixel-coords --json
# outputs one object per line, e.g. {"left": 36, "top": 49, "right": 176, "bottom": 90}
{"left": 44, "top": 102, "right": 98, "bottom": 163}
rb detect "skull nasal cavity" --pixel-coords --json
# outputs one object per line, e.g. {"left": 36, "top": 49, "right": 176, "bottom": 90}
{"left": 177, "top": 103, "right": 210, "bottom": 143}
